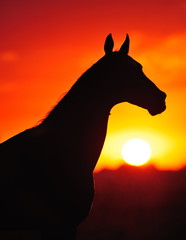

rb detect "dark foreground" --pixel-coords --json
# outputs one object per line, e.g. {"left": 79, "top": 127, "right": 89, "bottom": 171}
{"left": 77, "top": 165, "right": 186, "bottom": 240}
{"left": 1, "top": 165, "right": 186, "bottom": 239}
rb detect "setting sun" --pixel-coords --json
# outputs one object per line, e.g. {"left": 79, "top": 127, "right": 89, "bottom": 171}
{"left": 1, "top": 1, "right": 185, "bottom": 172}
{"left": 121, "top": 138, "right": 152, "bottom": 166}
{"left": 1, "top": 1, "right": 186, "bottom": 239}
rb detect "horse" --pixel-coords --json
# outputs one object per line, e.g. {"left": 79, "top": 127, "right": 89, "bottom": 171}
{"left": 0, "top": 34, "right": 166, "bottom": 239}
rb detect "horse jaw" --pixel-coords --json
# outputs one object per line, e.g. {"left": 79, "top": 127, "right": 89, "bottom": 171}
{"left": 148, "top": 101, "right": 166, "bottom": 116}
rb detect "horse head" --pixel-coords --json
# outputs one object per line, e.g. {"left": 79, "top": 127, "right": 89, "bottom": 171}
{"left": 102, "top": 34, "right": 166, "bottom": 115}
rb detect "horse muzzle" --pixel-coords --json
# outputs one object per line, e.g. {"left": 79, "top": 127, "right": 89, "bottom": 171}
{"left": 148, "top": 92, "right": 167, "bottom": 116}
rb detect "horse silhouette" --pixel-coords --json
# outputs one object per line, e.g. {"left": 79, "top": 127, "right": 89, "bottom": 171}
{"left": 0, "top": 34, "right": 166, "bottom": 239}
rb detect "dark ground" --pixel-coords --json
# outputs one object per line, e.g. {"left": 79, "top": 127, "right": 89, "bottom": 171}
{"left": 1, "top": 165, "right": 186, "bottom": 239}
{"left": 77, "top": 165, "right": 186, "bottom": 240}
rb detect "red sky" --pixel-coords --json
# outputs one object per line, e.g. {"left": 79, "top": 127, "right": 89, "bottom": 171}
{"left": 1, "top": 0, "right": 186, "bottom": 170}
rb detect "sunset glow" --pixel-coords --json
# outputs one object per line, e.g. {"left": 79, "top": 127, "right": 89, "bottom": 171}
{"left": 121, "top": 139, "right": 151, "bottom": 166}
{"left": 1, "top": 0, "right": 185, "bottom": 172}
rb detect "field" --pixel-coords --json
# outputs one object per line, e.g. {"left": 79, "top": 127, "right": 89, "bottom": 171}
{"left": 77, "top": 165, "right": 186, "bottom": 240}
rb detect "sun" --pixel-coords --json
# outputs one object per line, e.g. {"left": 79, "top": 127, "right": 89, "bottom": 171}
{"left": 121, "top": 138, "right": 152, "bottom": 166}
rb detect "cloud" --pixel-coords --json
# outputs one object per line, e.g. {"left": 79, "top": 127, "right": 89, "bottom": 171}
{"left": 0, "top": 51, "right": 18, "bottom": 62}
{"left": 132, "top": 33, "right": 186, "bottom": 88}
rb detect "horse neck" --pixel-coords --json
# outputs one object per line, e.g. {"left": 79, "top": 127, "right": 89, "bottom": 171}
{"left": 42, "top": 60, "right": 112, "bottom": 130}
{"left": 40, "top": 63, "right": 112, "bottom": 170}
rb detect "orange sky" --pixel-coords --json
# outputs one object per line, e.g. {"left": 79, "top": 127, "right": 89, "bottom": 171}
{"left": 1, "top": 0, "right": 186, "bottom": 171}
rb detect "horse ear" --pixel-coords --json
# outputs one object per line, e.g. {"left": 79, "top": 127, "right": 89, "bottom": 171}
{"left": 104, "top": 34, "right": 114, "bottom": 55}
{"left": 119, "top": 34, "right": 130, "bottom": 54}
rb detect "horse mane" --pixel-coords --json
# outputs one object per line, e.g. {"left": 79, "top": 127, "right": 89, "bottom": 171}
{"left": 41, "top": 56, "right": 107, "bottom": 125}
